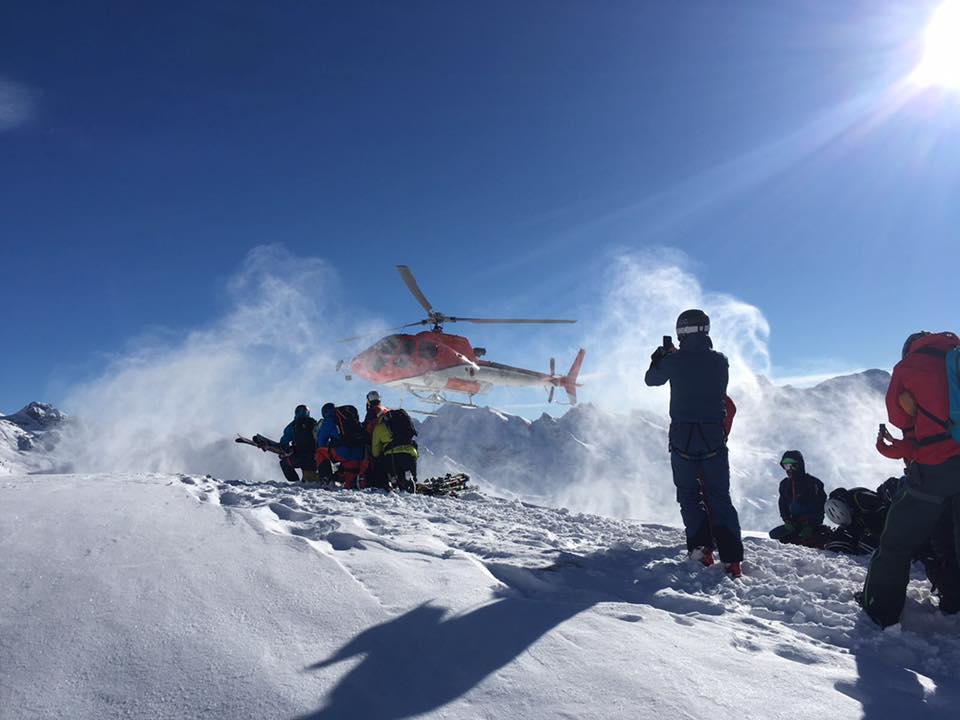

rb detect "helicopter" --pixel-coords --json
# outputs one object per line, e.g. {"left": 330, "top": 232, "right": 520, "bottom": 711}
{"left": 337, "top": 266, "right": 586, "bottom": 406}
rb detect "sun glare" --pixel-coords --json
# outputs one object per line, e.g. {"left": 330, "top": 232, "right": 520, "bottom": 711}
{"left": 913, "top": 1, "right": 960, "bottom": 89}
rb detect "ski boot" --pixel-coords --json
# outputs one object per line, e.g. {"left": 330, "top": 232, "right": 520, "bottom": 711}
{"left": 723, "top": 562, "right": 742, "bottom": 579}
{"left": 689, "top": 546, "right": 715, "bottom": 567}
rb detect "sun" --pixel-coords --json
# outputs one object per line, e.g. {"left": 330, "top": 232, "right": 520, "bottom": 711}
{"left": 913, "top": 1, "right": 960, "bottom": 89}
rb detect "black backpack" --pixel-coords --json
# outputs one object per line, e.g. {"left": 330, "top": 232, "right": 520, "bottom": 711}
{"left": 383, "top": 409, "right": 417, "bottom": 448}
{"left": 292, "top": 416, "right": 318, "bottom": 458}
{"left": 334, "top": 405, "right": 367, "bottom": 449}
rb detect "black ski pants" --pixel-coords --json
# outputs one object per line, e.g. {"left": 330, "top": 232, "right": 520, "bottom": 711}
{"left": 863, "top": 454, "right": 960, "bottom": 626}
{"left": 279, "top": 455, "right": 317, "bottom": 483}
{"left": 373, "top": 453, "right": 418, "bottom": 491}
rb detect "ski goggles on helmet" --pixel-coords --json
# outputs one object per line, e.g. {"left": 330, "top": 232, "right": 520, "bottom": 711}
{"left": 781, "top": 458, "right": 800, "bottom": 470}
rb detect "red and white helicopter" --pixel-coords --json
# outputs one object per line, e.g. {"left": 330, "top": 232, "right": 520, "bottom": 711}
{"left": 338, "top": 266, "right": 585, "bottom": 406}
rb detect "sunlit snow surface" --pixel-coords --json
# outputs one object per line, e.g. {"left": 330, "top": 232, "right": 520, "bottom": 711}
{"left": 3, "top": 472, "right": 960, "bottom": 719}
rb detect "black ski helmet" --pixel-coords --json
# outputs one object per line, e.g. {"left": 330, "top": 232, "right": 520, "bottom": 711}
{"left": 294, "top": 404, "right": 310, "bottom": 418}
{"left": 676, "top": 309, "right": 710, "bottom": 337}
{"left": 321, "top": 402, "right": 336, "bottom": 418}
{"left": 901, "top": 331, "right": 931, "bottom": 359}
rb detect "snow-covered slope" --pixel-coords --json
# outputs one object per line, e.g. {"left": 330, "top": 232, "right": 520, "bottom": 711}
{"left": 0, "top": 402, "right": 67, "bottom": 475}
{"left": 3, "top": 472, "right": 959, "bottom": 720}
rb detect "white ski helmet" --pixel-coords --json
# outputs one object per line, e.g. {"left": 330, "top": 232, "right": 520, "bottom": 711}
{"left": 366, "top": 390, "right": 381, "bottom": 404}
{"left": 825, "top": 497, "right": 852, "bottom": 527}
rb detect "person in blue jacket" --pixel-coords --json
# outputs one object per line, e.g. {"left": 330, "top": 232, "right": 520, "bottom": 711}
{"left": 315, "top": 403, "right": 367, "bottom": 488}
{"left": 644, "top": 309, "right": 744, "bottom": 576}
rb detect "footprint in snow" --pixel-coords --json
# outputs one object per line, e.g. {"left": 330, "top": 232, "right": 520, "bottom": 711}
{"left": 773, "top": 643, "right": 823, "bottom": 665}
{"left": 268, "top": 502, "right": 315, "bottom": 522}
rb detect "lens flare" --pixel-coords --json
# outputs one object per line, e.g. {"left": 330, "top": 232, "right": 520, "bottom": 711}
{"left": 912, "top": 1, "right": 960, "bottom": 90}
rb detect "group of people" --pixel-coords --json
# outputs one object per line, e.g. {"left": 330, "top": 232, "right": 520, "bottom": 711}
{"left": 276, "top": 390, "right": 420, "bottom": 492}
{"left": 646, "top": 311, "right": 960, "bottom": 628}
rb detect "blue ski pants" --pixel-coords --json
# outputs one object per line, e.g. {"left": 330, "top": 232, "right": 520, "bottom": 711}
{"left": 671, "top": 447, "right": 744, "bottom": 563}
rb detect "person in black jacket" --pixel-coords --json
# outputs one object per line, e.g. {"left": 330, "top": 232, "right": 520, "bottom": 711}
{"left": 644, "top": 309, "right": 744, "bottom": 576}
{"left": 768, "top": 451, "right": 827, "bottom": 545}
{"left": 278, "top": 404, "right": 319, "bottom": 482}
{"left": 823, "top": 483, "right": 890, "bottom": 554}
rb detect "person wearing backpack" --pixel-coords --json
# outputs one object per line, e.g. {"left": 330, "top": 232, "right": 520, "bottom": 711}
{"left": 315, "top": 403, "right": 367, "bottom": 489}
{"left": 644, "top": 309, "right": 744, "bottom": 577}
{"left": 861, "top": 330, "right": 960, "bottom": 627}
{"left": 278, "top": 404, "right": 319, "bottom": 483}
{"left": 371, "top": 408, "right": 418, "bottom": 492}
{"left": 363, "top": 390, "right": 389, "bottom": 438}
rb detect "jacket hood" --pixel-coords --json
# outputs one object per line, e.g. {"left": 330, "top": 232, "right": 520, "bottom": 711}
{"left": 780, "top": 450, "right": 806, "bottom": 475}
{"left": 321, "top": 403, "right": 337, "bottom": 419}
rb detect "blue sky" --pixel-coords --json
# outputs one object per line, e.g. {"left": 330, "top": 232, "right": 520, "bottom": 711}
{"left": 2, "top": 1, "right": 959, "bottom": 414}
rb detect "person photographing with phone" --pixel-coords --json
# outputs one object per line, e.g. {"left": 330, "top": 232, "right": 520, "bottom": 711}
{"left": 645, "top": 309, "right": 744, "bottom": 577}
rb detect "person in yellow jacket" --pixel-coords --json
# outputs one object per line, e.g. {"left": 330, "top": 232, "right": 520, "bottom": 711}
{"left": 371, "top": 409, "right": 418, "bottom": 492}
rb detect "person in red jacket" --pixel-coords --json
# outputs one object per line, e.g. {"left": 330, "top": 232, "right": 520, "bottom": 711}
{"left": 876, "top": 423, "right": 916, "bottom": 464}
{"left": 860, "top": 331, "right": 960, "bottom": 627}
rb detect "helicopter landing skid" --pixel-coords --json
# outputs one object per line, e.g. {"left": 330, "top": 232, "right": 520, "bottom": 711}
{"left": 408, "top": 388, "right": 476, "bottom": 408}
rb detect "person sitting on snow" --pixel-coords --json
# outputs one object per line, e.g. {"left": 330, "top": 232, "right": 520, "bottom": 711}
{"left": 315, "top": 403, "right": 367, "bottom": 489}
{"left": 768, "top": 450, "right": 827, "bottom": 546}
{"left": 823, "top": 481, "right": 895, "bottom": 555}
{"left": 278, "top": 404, "right": 319, "bottom": 483}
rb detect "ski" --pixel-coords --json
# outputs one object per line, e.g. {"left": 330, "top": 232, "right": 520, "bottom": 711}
{"left": 235, "top": 434, "right": 289, "bottom": 456}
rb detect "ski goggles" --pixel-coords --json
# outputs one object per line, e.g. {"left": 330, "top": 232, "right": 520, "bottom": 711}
{"left": 781, "top": 459, "right": 800, "bottom": 469}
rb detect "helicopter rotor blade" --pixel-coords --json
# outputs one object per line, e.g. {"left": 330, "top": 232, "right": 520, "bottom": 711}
{"left": 449, "top": 317, "right": 577, "bottom": 325}
{"left": 397, "top": 265, "right": 435, "bottom": 315}
{"left": 338, "top": 320, "right": 428, "bottom": 343}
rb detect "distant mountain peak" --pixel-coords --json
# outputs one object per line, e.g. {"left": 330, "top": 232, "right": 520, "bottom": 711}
{"left": 2, "top": 402, "right": 67, "bottom": 433}
{"left": 810, "top": 369, "right": 891, "bottom": 395}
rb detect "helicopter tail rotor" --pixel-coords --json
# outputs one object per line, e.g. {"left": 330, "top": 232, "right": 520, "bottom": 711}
{"left": 548, "top": 348, "right": 585, "bottom": 405}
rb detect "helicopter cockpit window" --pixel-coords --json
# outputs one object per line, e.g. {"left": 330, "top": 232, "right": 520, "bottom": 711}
{"left": 375, "top": 337, "right": 400, "bottom": 355}
{"left": 394, "top": 338, "right": 416, "bottom": 368}
{"left": 418, "top": 341, "right": 439, "bottom": 359}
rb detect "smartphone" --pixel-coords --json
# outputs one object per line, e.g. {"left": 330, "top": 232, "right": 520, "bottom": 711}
{"left": 879, "top": 423, "right": 887, "bottom": 433}
{"left": 663, "top": 335, "right": 674, "bottom": 350}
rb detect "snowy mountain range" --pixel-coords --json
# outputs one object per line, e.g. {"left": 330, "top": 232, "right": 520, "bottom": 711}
{"left": 1, "top": 368, "right": 900, "bottom": 531}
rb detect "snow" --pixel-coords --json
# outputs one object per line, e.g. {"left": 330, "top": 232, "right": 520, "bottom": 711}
{"left": 4, "top": 471, "right": 960, "bottom": 719}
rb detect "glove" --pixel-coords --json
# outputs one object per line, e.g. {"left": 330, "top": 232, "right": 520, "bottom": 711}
{"left": 650, "top": 346, "right": 669, "bottom": 367}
